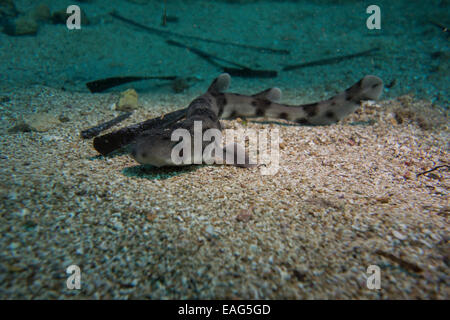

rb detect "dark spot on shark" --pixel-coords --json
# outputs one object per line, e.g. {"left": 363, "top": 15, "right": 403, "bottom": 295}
{"left": 256, "top": 108, "right": 265, "bottom": 117}
{"left": 325, "top": 111, "right": 335, "bottom": 119}
{"left": 279, "top": 112, "right": 289, "bottom": 120}
{"left": 371, "top": 83, "right": 380, "bottom": 89}
{"left": 251, "top": 99, "right": 271, "bottom": 117}
{"left": 302, "top": 103, "right": 318, "bottom": 117}
{"left": 251, "top": 99, "right": 271, "bottom": 108}
{"left": 228, "top": 110, "right": 237, "bottom": 119}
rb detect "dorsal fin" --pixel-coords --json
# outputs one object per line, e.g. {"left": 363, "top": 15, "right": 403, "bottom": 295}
{"left": 207, "top": 73, "right": 231, "bottom": 93}
{"left": 252, "top": 87, "right": 282, "bottom": 102}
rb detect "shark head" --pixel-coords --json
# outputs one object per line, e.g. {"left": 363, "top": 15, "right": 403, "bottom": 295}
{"left": 130, "top": 129, "right": 180, "bottom": 167}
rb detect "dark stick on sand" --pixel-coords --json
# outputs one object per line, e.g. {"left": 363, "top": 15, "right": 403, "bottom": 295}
{"left": 166, "top": 39, "right": 249, "bottom": 69}
{"left": 92, "top": 107, "right": 188, "bottom": 156}
{"left": 110, "top": 11, "right": 289, "bottom": 55}
{"left": 81, "top": 112, "right": 133, "bottom": 139}
{"left": 375, "top": 250, "right": 423, "bottom": 273}
{"left": 86, "top": 75, "right": 178, "bottom": 93}
{"left": 166, "top": 40, "right": 278, "bottom": 78}
{"left": 282, "top": 48, "right": 380, "bottom": 71}
{"left": 416, "top": 165, "right": 449, "bottom": 177}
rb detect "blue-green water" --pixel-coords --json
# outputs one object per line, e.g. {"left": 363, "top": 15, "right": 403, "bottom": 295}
{"left": 0, "top": 0, "right": 449, "bottom": 106}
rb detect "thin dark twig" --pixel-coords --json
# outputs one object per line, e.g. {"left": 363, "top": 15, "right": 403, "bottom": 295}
{"left": 282, "top": 48, "right": 380, "bottom": 71}
{"left": 86, "top": 75, "right": 177, "bottom": 93}
{"left": 166, "top": 40, "right": 278, "bottom": 78}
{"left": 376, "top": 250, "right": 423, "bottom": 273}
{"left": 222, "top": 67, "right": 277, "bottom": 78}
{"left": 81, "top": 112, "right": 133, "bottom": 139}
{"left": 166, "top": 39, "right": 248, "bottom": 69}
{"left": 110, "top": 11, "right": 289, "bottom": 55}
{"left": 416, "top": 165, "right": 450, "bottom": 177}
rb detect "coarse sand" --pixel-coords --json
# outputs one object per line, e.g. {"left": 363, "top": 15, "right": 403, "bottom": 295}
{"left": 0, "top": 85, "right": 448, "bottom": 299}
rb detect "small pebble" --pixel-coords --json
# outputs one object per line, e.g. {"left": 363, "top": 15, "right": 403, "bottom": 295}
{"left": 393, "top": 230, "right": 407, "bottom": 240}
{"left": 205, "top": 225, "right": 215, "bottom": 236}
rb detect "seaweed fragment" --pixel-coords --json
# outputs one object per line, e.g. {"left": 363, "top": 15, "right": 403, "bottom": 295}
{"left": 376, "top": 250, "right": 423, "bottom": 273}
{"left": 166, "top": 40, "right": 278, "bottom": 78}
{"left": 416, "top": 165, "right": 449, "bottom": 177}
{"left": 81, "top": 112, "right": 133, "bottom": 139}
{"left": 282, "top": 48, "right": 380, "bottom": 71}
{"left": 92, "top": 107, "right": 187, "bottom": 156}
{"left": 110, "top": 11, "right": 289, "bottom": 55}
{"left": 86, "top": 75, "right": 177, "bottom": 93}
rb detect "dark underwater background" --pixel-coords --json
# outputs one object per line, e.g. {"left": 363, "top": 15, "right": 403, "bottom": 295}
{"left": 0, "top": 0, "right": 449, "bottom": 107}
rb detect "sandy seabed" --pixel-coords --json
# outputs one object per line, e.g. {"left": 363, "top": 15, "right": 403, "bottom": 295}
{"left": 0, "top": 85, "right": 448, "bottom": 299}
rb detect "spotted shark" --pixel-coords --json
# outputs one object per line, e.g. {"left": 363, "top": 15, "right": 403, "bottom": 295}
{"left": 131, "top": 73, "right": 383, "bottom": 167}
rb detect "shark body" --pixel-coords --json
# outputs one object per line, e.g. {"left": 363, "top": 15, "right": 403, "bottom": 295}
{"left": 131, "top": 73, "right": 383, "bottom": 167}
